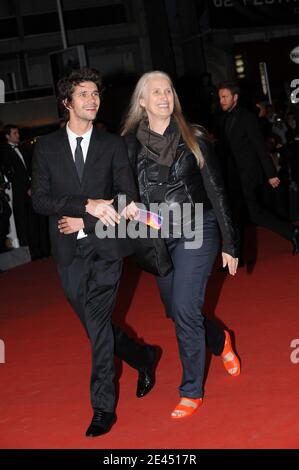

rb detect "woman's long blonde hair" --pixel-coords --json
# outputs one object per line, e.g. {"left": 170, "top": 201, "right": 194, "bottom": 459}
{"left": 121, "top": 71, "right": 204, "bottom": 167}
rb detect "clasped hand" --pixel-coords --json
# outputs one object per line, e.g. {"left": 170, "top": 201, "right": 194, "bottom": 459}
{"left": 58, "top": 199, "right": 139, "bottom": 234}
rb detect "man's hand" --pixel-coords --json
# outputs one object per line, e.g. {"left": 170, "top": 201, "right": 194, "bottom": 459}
{"left": 120, "top": 201, "right": 139, "bottom": 220}
{"left": 222, "top": 252, "right": 238, "bottom": 276}
{"left": 58, "top": 216, "right": 84, "bottom": 234}
{"left": 268, "top": 177, "right": 280, "bottom": 188}
{"left": 85, "top": 198, "right": 120, "bottom": 226}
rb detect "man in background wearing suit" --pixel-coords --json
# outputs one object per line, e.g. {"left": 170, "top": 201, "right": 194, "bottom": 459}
{"left": 1, "top": 124, "right": 41, "bottom": 258}
{"left": 32, "top": 68, "right": 158, "bottom": 437}
{"left": 217, "top": 81, "right": 299, "bottom": 262}
{"left": 0, "top": 164, "right": 11, "bottom": 253}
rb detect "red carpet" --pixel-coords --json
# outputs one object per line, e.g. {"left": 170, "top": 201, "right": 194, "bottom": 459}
{"left": 1, "top": 227, "right": 299, "bottom": 449}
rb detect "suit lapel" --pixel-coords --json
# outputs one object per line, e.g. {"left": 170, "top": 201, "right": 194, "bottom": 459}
{"left": 9, "top": 147, "right": 27, "bottom": 174}
{"left": 225, "top": 113, "right": 237, "bottom": 137}
{"left": 59, "top": 127, "right": 103, "bottom": 189}
{"left": 81, "top": 127, "right": 101, "bottom": 186}
{"left": 59, "top": 128, "right": 81, "bottom": 186}
{"left": 226, "top": 107, "right": 240, "bottom": 138}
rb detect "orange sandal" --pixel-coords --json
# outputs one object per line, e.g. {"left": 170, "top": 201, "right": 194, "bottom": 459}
{"left": 171, "top": 397, "right": 203, "bottom": 419}
{"left": 221, "top": 330, "right": 240, "bottom": 376}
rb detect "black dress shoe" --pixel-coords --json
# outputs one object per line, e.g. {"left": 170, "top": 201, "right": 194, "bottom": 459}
{"left": 85, "top": 410, "right": 116, "bottom": 437}
{"left": 136, "top": 345, "right": 161, "bottom": 398}
{"left": 292, "top": 228, "right": 299, "bottom": 255}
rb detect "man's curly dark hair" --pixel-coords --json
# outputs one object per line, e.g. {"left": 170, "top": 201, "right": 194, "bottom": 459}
{"left": 57, "top": 67, "right": 102, "bottom": 120}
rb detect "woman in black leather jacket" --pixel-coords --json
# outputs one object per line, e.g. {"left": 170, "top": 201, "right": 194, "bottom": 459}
{"left": 121, "top": 71, "right": 240, "bottom": 419}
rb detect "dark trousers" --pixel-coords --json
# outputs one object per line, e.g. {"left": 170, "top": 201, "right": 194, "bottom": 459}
{"left": 227, "top": 183, "right": 295, "bottom": 262}
{"left": 0, "top": 193, "right": 11, "bottom": 250}
{"left": 58, "top": 238, "right": 150, "bottom": 411}
{"left": 244, "top": 184, "right": 294, "bottom": 241}
{"left": 13, "top": 196, "right": 28, "bottom": 247}
{"left": 58, "top": 238, "right": 121, "bottom": 411}
{"left": 13, "top": 194, "right": 42, "bottom": 258}
{"left": 156, "top": 211, "right": 224, "bottom": 398}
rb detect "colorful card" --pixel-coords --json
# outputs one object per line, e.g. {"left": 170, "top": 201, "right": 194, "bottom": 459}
{"left": 137, "top": 209, "right": 163, "bottom": 230}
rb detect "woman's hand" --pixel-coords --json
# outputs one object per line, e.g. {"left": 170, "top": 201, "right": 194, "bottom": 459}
{"left": 58, "top": 217, "right": 84, "bottom": 234}
{"left": 121, "top": 201, "right": 139, "bottom": 220}
{"left": 268, "top": 177, "right": 280, "bottom": 188}
{"left": 85, "top": 199, "right": 121, "bottom": 226}
{"left": 222, "top": 252, "right": 238, "bottom": 276}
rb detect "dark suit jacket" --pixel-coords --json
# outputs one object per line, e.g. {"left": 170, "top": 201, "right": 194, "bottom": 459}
{"left": 286, "top": 140, "right": 299, "bottom": 185}
{"left": 32, "top": 127, "right": 137, "bottom": 266}
{"left": 1, "top": 142, "right": 31, "bottom": 197}
{"left": 220, "top": 105, "right": 277, "bottom": 193}
{"left": 0, "top": 142, "right": 33, "bottom": 245}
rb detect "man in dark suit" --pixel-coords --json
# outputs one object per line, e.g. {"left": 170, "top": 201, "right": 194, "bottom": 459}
{"left": 0, "top": 164, "right": 12, "bottom": 253}
{"left": 32, "top": 68, "right": 158, "bottom": 437}
{"left": 217, "top": 81, "right": 299, "bottom": 261}
{"left": 286, "top": 124, "right": 299, "bottom": 187}
{"left": 283, "top": 125, "right": 299, "bottom": 221}
{"left": 1, "top": 124, "right": 41, "bottom": 258}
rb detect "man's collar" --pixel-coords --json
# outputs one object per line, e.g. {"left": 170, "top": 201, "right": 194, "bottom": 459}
{"left": 227, "top": 103, "right": 238, "bottom": 114}
{"left": 66, "top": 122, "right": 93, "bottom": 140}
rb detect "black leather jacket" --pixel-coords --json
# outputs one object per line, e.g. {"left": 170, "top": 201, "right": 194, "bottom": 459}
{"left": 124, "top": 133, "right": 239, "bottom": 257}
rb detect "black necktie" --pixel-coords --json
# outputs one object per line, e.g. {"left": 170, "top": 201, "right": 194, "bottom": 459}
{"left": 75, "top": 137, "right": 84, "bottom": 181}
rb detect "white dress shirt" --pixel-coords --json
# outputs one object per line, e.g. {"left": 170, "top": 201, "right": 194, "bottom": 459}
{"left": 66, "top": 123, "right": 93, "bottom": 239}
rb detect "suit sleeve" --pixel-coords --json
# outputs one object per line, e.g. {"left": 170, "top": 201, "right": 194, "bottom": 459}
{"left": 1, "top": 149, "right": 14, "bottom": 183}
{"left": 200, "top": 138, "right": 239, "bottom": 258}
{"left": 245, "top": 112, "right": 277, "bottom": 179}
{"left": 32, "top": 139, "right": 87, "bottom": 217}
{"left": 82, "top": 137, "right": 138, "bottom": 234}
{"left": 112, "top": 137, "right": 138, "bottom": 203}
{"left": 82, "top": 213, "right": 98, "bottom": 234}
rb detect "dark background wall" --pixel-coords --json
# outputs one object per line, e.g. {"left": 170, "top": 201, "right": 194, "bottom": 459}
{"left": 0, "top": 0, "right": 299, "bottom": 135}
